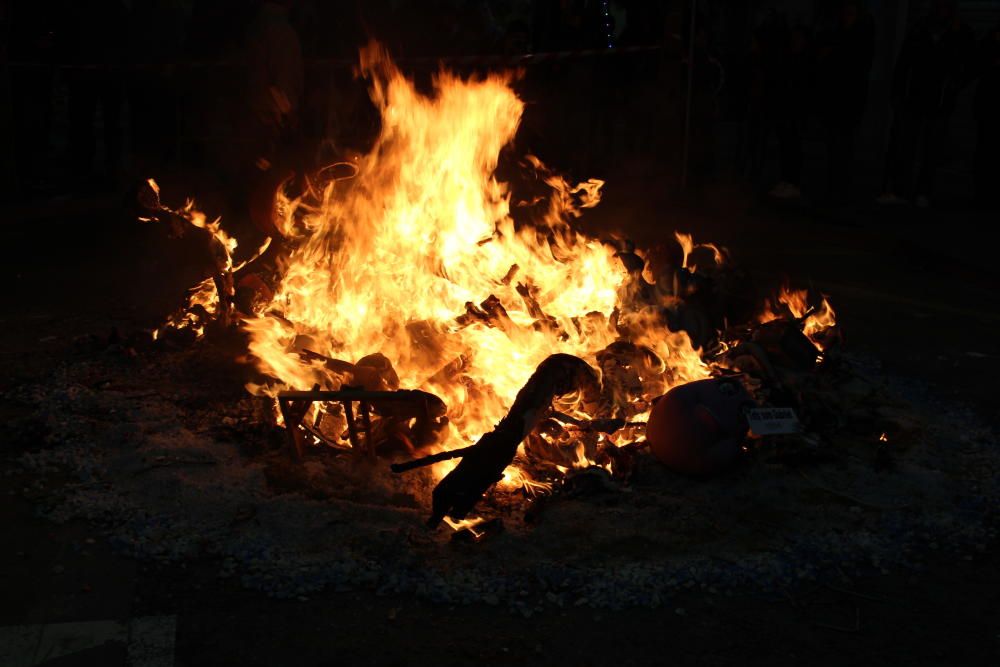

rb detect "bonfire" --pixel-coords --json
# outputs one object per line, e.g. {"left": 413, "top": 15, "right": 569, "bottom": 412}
{"left": 138, "top": 42, "right": 839, "bottom": 532}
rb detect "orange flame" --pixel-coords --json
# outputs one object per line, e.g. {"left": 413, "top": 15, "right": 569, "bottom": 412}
{"left": 236, "top": 43, "right": 708, "bottom": 469}
{"left": 760, "top": 286, "right": 837, "bottom": 348}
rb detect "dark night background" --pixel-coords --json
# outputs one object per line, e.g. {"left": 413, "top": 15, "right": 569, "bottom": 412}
{"left": 1, "top": 1, "right": 999, "bottom": 665}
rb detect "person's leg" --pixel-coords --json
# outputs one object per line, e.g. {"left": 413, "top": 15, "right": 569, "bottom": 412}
{"left": 10, "top": 68, "right": 54, "bottom": 193}
{"left": 745, "top": 110, "right": 765, "bottom": 184}
{"left": 128, "top": 78, "right": 154, "bottom": 172}
{"left": 774, "top": 108, "right": 802, "bottom": 193}
{"left": 880, "top": 112, "right": 901, "bottom": 195}
{"left": 974, "top": 119, "right": 999, "bottom": 209}
{"left": 67, "top": 75, "right": 98, "bottom": 179}
{"left": 827, "top": 118, "right": 854, "bottom": 204}
{"left": 100, "top": 77, "right": 126, "bottom": 185}
{"left": 915, "top": 112, "right": 948, "bottom": 204}
{"left": 974, "top": 120, "right": 986, "bottom": 205}
{"left": 888, "top": 107, "right": 919, "bottom": 199}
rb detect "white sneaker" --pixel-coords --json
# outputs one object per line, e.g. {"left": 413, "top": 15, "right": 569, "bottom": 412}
{"left": 769, "top": 181, "right": 802, "bottom": 199}
{"left": 875, "top": 192, "right": 909, "bottom": 206}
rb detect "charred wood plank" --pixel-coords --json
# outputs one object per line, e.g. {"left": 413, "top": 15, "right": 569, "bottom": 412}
{"left": 455, "top": 295, "right": 514, "bottom": 332}
{"left": 277, "top": 387, "right": 447, "bottom": 459}
{"left": 515, "top": 282, "right": 560, "bottom": 332}
{"left": 424, "top": 353, "right": 601, "bottom": 527}
{"left": 390, "top": 444, "right": 475, "bottom": 473}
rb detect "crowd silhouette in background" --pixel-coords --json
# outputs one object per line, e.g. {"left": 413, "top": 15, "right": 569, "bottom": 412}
{"left": 2, "top": 0, "right": 998, "bottom": 214}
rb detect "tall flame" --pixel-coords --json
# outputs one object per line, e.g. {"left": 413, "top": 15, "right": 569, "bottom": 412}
{"left": 242, "top": 43, "right": 707, "bottom": 454}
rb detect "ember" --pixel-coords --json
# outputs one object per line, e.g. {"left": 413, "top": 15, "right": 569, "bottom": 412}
{"left": 143, "top": 42, "right": 841, "bottom": 527}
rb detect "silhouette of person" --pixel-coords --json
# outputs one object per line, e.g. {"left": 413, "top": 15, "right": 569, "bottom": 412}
{"left": 974, "top": 22, "right": 1000, "bottom": 209}
{"left": 246, "top": 0, "right": 303, "bottom": 151}
{"left": 750, "top": 10, "right": 810, "bottom": 201}
{"left": 245, "top": 0, "right": 304, "bottom": 237}
{"left": 879, "top": 0, "right": 976, "bottom": 208}
{"left": 7, "top": 0, "right": 58, "bottom": 197}
{"left": 128, "top": 0, "right": 187, "bottom": 173}
{"left": 59, "top": 0, "right": 130, "bottom": 189}
{"left": 815, "top": 0, "right": 875, "bottom": 205}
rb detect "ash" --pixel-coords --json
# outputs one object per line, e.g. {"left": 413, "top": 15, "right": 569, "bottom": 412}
{"left": 5, "top": 342, "right": 997, "bottom": 613}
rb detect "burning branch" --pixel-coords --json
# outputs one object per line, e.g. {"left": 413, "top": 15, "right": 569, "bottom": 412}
{"left": 137, "top": 179, "right": 237, "bottom": 331}
{"left": 137, "top": 178, "right": 272, "bottom": 336}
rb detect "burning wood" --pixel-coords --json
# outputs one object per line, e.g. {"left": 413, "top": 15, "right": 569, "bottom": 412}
{"left": 278, "top": 386, "right": 447, "bottom": 459}
{"left": 137, "top": 178, "right": 237, "bottom": 332}
{"left": 393, "top": 354, "right": 600, "bottom": 526}
{"left": 142, "top": 42, "right": 847, "bottom": 531}
{"left": 136, "top": 178, "right": 273, "bottom": 338}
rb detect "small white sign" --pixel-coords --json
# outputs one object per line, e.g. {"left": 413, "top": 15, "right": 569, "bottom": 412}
{"left": 747, "top": 407, "right": 802, "bottom": 436}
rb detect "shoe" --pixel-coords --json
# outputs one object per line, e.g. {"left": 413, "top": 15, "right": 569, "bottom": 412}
{"left": 768, "top": 182, "right": 802, "bottom": 200}
{"left": 875, "top": 192, "right": 909, "bottom": 206}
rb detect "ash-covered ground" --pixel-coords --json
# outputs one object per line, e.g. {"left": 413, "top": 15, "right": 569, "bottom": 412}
{"left": 6, "top": 332, "right": 996, "bottom": 613}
